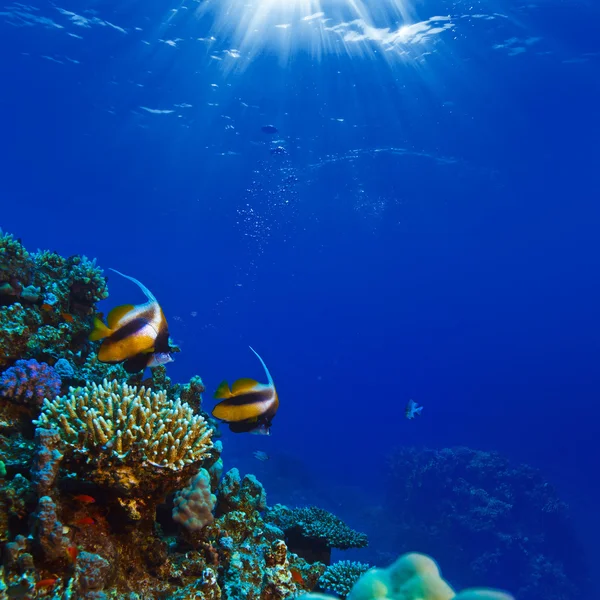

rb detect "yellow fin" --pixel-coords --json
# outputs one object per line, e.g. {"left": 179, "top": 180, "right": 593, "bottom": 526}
{"left": 214, "top": 381, "right": 232, "bottom": 399}
{"left": 231, "top": 378, "right": 260, "bottom": 395}
{"left": 89, "top": 317, "right": 112, "bottom": 341}
{"left": 107, "top": 304, "right": 136, "bottom": 329}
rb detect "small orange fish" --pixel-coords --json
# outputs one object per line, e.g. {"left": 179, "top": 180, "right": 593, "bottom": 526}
{"left": 41, "top": 303, "right": 54, "bottom": 312}
{"left": 36, "top": 578, "right": 57, "bottom": 589}
{"left": 74, "top": 517, "right": 95, "bottom": 526}
{"left": 73, "top": 494, "right": 96, "bottom": 504}
{"left": 61, "top": 312, "right": 75, "bottom": 323}
{"left": 66, "top": 546, "right": 79, "bottom": 562}
{"left": 290, "top": 568, "right": 304, "bottom": 585}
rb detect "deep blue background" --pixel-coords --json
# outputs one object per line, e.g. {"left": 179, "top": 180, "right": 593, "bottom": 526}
{"left": 1, "top": 0, "right": 599, "bottom": 572}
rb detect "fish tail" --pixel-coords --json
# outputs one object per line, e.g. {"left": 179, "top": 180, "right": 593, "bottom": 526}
{"left": 248, "top": 346, "right": 274, "bottom": 386}
{"left": 89, "top": 317, "right": 112, "bottom": 341}
{"left": 214, "top": 380, "right": 233, "bottom": 399}
{"left": 109, "top": 268, "right": 157, "bottom": 303}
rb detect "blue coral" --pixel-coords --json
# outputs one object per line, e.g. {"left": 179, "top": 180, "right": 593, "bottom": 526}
{"left": 0, "top": 359, "right": 61, "bottom": 406}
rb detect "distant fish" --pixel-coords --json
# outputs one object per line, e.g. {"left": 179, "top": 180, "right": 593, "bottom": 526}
{"left": 212, "top": 346, "right": 278, "bottom": 435}
{"left": 261, "top": 124, "right": 278, "bottom": 134}
{"left": 405, "top": 399, "right": 423, "bottom": 420}
{"left": 89, "top": 269, "right": 174, "bottom": 373}
{"left": 35, "top": 579, "right": 57, "bottom": 590}
{"left": 73, "top": 516, "right": 95, "bottom": 526}
{"left": 72, "top": 494, "right": 95, "bottom": 504}
{"left": 66, "top": 545, "right": 79, "bottom": 562}
{"left": 253, "top": 450, "right": 270, "bottom": 462}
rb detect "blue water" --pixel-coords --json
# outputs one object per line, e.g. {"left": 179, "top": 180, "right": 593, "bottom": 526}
{"left": 1, "top": 0, "right": 599, "bottom": 590}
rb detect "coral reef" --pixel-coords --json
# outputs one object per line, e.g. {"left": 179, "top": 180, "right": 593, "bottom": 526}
{"left": 385, "top": 446, "right": 589, "bottom": 600}
{"left": 34, "top": 379, "right": 215, "bottom": 499}
{"left": 300, "top": 552, "right": 514, "bottom": 600}
{"left": 318, "top": 560, "right": 373, "bottom": 598}
{"left": 265, "top": 504, "right": 368, "bottom": 564}
{"left": 0, "top": 230, "right": 108, "bottom": 370}
{"left": 0, "top": 229, "right": 569, "bottom": 598}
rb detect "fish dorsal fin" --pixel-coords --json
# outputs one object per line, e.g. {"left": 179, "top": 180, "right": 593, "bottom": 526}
{"left": 109, "top": 268, "right": 157, "bottom": 303}
{"left": 214, "top": 380, "right": 232, "bottom": 399}
{"left": 107, "top": 304, "right": 135, "bottom": 329}
{"left": 248, "top": 346, "right": 274, "bottom": 387}
{"left": 231, "top": 378, "right": 260, "bottom": 395}
{"left": 89, "top": 317, "right": 112, "bottom": 341}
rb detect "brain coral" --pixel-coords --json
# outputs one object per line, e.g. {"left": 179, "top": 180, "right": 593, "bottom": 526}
{"left": 173, "top": 468, "right": 216, "bottom": 531}
{"left": 300, "top": 552, "right": 514, "bottom": 600}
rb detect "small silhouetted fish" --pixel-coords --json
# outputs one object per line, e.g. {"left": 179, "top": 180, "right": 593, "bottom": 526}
{"left": 270, "top": 146, "right": 287, "bottom": 155}
{"left": 405, "top": 399, "right": 423, "bottom": 420}
{"left": 261, "top": 125, "right": 278, "bottom": 134}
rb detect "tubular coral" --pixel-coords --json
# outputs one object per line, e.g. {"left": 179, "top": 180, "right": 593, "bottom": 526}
{"left": 34, "top": 379, "right": 213, "bottom": 470}
{"left": 0, "top": 359, "right": 61, "bottom": 406}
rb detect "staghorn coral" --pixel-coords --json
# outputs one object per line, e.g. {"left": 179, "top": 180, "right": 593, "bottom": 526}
{"left": 173, "top": 468, "right": 216, "bottom": 531}
{"left": 318, "top": 561, "right": 373, "bottom": 598}
{"left": 265, "top": 504, "right": 368, "bottom": 564}
{"left": 300, "top": 553, "right": 513, "bottom": 600}
{"left": 385, "top": 446, "right": 589, "bottom": 600}
{"left": 35, "top": 379, "right": 213, "bottom": 473}
{"left": 0, "top": 359, "right": 61, "bottom": 407}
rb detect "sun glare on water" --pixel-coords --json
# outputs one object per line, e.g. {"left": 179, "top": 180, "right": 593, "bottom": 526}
{"left": 199, "top": 0, "right": 453, "bottom": 66}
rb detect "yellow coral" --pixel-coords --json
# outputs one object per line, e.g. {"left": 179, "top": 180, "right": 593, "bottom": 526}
{"left": 299, "top": 553, "right": 513, "bottom": 600}
{"left": 35, "top": 379, "right": 213, "bottom": 470}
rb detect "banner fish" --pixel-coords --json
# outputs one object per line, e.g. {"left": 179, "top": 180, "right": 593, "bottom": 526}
{"left": 405, "top": 398, "right": 423, "bottom": 420}
{"left": 212, "top": 346, "right": 278, "bottom": 435}
{"left": 89, "top": 269, "right": 173, "bottom": 373}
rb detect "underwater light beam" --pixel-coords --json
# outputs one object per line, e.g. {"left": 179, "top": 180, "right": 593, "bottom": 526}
{"left": 200, "top": 0, "right": 425, "bottom": 65}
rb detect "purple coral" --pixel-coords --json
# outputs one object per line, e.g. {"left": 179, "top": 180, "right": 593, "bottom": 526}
{"left": 0, "top": 359, "right": 61, "bottom": 406}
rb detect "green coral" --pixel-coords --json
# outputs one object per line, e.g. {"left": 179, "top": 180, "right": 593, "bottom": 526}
{"left": 318, "top": 561, "right": 373, "bottom": 598}
{"left": 0, "top": 231, "right": 109, "bottom": 369}
{"left": 0, "top": 303, "right": 40, "bottom": 366}
{"left": 0, "top": 231, "right": 32, "bottom": 286}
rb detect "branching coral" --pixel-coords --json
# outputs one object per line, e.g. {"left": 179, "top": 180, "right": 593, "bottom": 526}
{"left": 265, "top": 505, "right": 368, "bottom": 564}
{"left": 385, "top": 446, "right": 588, "bottom": 599}
{"left": 318, "top": 561, "right": 373, "bottom": 598}
{"left": 0, "top": 359, "right": 61, "bottom": 407}
{"left": 34, "top": 379, "right": 213, "bottom": 471}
